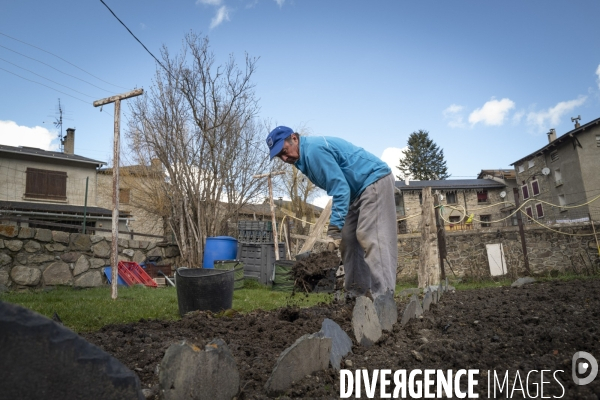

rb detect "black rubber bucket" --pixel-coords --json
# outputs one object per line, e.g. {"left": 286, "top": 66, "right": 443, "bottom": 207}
{"left": 175, "top": 268, "right": 234, "bottom": 315}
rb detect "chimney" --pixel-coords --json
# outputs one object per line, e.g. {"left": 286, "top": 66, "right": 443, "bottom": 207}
{"left": 404, "top": 178, "right": 409, "bottom": 186}
{"left": 63, "top": 128, "right": 75, "bottom": 154}
{"left": 547, "top": 128, "right": 556, "bottom": 144}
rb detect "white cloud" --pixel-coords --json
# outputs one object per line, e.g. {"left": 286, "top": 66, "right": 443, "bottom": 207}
{"left": 210, "top": 5, "right": 230, "bottom": 29}
{"left": 443, "top": 104, "right": 465, "bottom": 128}
{"left": 197, "top": 0, "right": 222, "bottom": 5}
{"left": 274, "top": 0, "right": 285, "bottom": 7}
{"left": 596, "top": 64, "right": 600, "bottom": 90}
{"left": 380, "top": 147, "right": 407, "bottom": 178}
{"left": 512, "top": 110, "right": 525, "bottom": 125}
{"left": 311, "top": 194, "right": 331, "bottom": 209}
{"left": 526, "top": 96, "right": 587, "bottom": 133}
{"left": 468, "top": 98, "right": 515, "bottom": 126}
{"left": 0, "top": 120, "right": 59, "bottom": 150}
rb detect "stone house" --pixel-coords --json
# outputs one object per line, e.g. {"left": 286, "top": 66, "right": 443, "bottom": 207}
{"left": 96, "top": 160, "right": 166, "bottom": 239}
{"left": 395, "top": 179, "right": 511, "bottom": 233}
{"left": 510, "top": 117, "right": 600, "bottom": 224}
{"left": 0, "top": 128, "right": 129, "bottom": 236}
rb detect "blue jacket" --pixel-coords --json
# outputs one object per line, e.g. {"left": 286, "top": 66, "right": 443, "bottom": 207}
{"left": 294, "top": 136, "right": 391, "bottom": 229}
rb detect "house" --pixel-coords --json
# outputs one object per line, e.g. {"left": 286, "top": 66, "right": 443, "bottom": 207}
{"left": 0, "top": 128, "right": 129, "bottom": 235}
{"left": 510, "top": 117, "right": 600, "bottom": 224}
{"left": 96, "top": 160, "right": 166, "bottom": 239}
{"left": 395, "top": 179, "right": 510, "bottom": 233}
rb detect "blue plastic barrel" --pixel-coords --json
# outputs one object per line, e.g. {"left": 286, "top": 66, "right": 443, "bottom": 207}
{"left": 202, "top": 236, "right": 238, "bottom": 269}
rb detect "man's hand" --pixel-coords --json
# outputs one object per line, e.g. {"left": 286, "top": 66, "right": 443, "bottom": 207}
{"left": 327, "top": 224, "right": 342, "bottom": 251}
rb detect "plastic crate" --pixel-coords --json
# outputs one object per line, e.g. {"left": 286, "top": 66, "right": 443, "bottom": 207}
{"left": 236, "top": 243, "right": 285, "bottom": 285}
{"left": 118, "top": 261, "right": 158, "bottom": 288}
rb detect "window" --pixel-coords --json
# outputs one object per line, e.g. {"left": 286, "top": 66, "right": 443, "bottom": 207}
{"left": 535, "top": 203, "right": 544, "bottom": 218}
{"left": 596, "top": 135, "right": 600, "bottom": 147}
{"left": 518, "top": 164, "right": 525, "bottom": 173}
{"left": 449, "top": 216, "right": 461, "bottom": 223}
{"left": 550, "top": 151, "right": 559, "bottom": 162}
{"left": 531, "top": 180, "right": 540, "bottom": 196}
{"left": 418, "top": 193, "right": 422, "bottom": 205}
{"left": 480, "top": 215, "right": 491, "bottom": 227}
{"left": 477, "top": 190, "right": 488, "bottom": 203}
{"left": 558, "top": 194, "right": 567, "bottom": 212}
{"left": 119, "top": 188, "right": 131, "bottom": 205}
{"left": 554, "top": 168, "right": 562, "bottom": 187}
{"left": 521, "top": 184, "right": 530, "bottom": 200}
{"left": 528, "top": 160, "right": 535, "bottom": 169}
{"left": 525, "top": 206, "right": 533, "bottom": 220}
{"left": 395, "top": 192, "right": 405, "bottom": 215}
{"left": 446, "top": 192, "right": 457, "bottom": 204}
{"left": 25, "top": 168, "right": 67, "bottom": 201}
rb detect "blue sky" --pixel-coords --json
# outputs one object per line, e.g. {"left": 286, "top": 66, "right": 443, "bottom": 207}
{"left": 2, "top": 0, "right": 600, "bottom": 203}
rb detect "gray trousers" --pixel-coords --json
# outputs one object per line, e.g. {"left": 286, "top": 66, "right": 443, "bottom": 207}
{"left": 341, "top": 173, "right": 398, "bottom": 298}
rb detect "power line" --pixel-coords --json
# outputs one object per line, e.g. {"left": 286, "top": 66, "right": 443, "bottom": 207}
{"left": 0, "top": 31, "right": 129, "bottom": 91}
{"left": 0, "top": 44, "right": 115, "bottom": 94}
{"left": 0, "top": 67, "right": 89, "bottom": 104}
{"left": 0, "top": 57, "right": 98, "bottom": 99}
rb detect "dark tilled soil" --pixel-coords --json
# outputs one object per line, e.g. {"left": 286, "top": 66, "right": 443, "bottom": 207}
{"left": 291, "top": 251, "right": 341, "bottom": 292}
{"left": 82, "top": 279, "right": 600, "bottom": 399}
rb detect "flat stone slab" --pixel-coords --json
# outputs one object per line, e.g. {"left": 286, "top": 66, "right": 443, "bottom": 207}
{"left": 159, "top": 339, "right": 239, "bottom": 400}
{"left": 374, "top": 290, "right": 397, "bottom": 331}
{"left": 352, "top": 296, "right": 382, "bottom": 347}
{"left": 437, "top": 284, "right": 443, "bottom": 301}
{"left": 0, "top": 302, "right": 144, "bottom": 400}
{"left": 411, "top": 294, "right": 423, "bottom": 317}
{"left": 265, "top": 332, "right": 331, "bottom": 395}
{"left": 432, "top": 290, "right": 438, "bottom": 304}
{"left": 423, "top": 290, "right": 432, "bottom": 312}
{"left": 319, "top": 318, "right": 352, "bottom": 371}
{"left": 511, "top": 277, "right": 536, "bottom": 288}
{"left": 401, "top": 298, "right": 417, "bottom": 326}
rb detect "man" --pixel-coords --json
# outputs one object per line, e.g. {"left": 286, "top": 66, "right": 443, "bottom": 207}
{"left": 266, "top": 126, "right": 397, "bottom": 298}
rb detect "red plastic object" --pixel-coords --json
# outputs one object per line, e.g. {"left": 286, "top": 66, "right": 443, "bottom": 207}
{"left": 118, "top": 261, "right": 158, "bottom": 288}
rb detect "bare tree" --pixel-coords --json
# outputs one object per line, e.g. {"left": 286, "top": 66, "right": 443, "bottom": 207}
{"left": 126, "top": 32, "right": 270, "bottom": 267}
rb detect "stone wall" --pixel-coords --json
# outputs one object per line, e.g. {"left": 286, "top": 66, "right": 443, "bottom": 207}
{"left": 397, "top": 222, "right": 599, "bottom": 280}
{"left": 0, "top": 224, "right": 180, "bottom": 290}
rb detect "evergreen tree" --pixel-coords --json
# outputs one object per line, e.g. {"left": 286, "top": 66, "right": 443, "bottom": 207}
{"left": 397, "top": 130, "right": 450, "bottom": 180}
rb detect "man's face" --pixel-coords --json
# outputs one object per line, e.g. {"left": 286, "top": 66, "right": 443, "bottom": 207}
{"left": 278, "top": 134, "right": 300, "bottom": 164}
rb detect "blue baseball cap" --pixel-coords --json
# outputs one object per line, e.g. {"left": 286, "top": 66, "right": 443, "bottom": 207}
{"left": 266, "top": 126, "right": 294, "bottom": 160}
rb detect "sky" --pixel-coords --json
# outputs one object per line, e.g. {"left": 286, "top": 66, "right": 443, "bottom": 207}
{"left": 1, "top": 0, "right": 600, "bottom": 207}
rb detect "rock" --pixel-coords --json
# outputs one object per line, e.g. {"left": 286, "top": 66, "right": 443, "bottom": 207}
{"left": 374, "top": 290, "right": 397, "bottom": 331}
{"left": 128, "top": 240, "right": 140, "bottom": 249}
{"left": 401, "top": 299, "right": 417, "bottom": 326}
{"left": 411, "top": 294, "right": 423, "bottom": 317}
{"left": 164, "top": 246, "right": 180, "bottom": 258}
{"left": 74, "top": 271, "right": 103, "bottom": 288}
{"left": 46, "top": 243, "right": 67, "bottom": 252}
{"left": 398, "top": 288, "right": 421, "bottom": 297}
{"left": 345, "top": 359, "right": 353, "bottom": 368}
{"left": 352, "top": 296, "right": 382, "bottom": 347}
{"left": 159, "top": 339, "right": 239, "bottom": 400}
{"left": 123, "top": 249, "right": 135, "bottom": 257}
{"left": 34, "top": 228, "right": 53, "bottom": 242}
{"left": 133, "top": 251, "right": 146, "bottom": 264}
{"left": 5, "top": 240, "right": 23, "bottom": 252}
{"left": 43, "top": 261, "right": 73, "bottom": 286}
{"left": 73, "top": 255, "right": 91, "bottom": 276}
{"left": 423, "top": 290, "right": 432, "bottom": 312}
{"left": 0, "top": 302, "right": 144, "bottom": 399}
{"left": 24, "top": 240, "right": 41, "bottom": 253}
{"left": 92, "top": 241, "right": 111, "bottom": 258}
{"left": 437, "top": 284, "right": 442, "bottom": 300}
{"left": 146, "top": 247, "right": 162, "bottom": 258}
{"left": 319, "top": 318, "right": 352, "bottom": 371}
{"left": 0, "top": 239, "right": 3, "bottom": 248}
{"left": 60, "top": 252, "right": 81, "bottom": 263}
{"left": 511, "top": 277, "right": 536, "bottom": 288}
{"left": 52, "top": 230, "right": 70, "bottom": 244}
{"left": 0, "top": 225, "right": 18, "bottom": 238}
{"left": 264, "top": 333, "right": 331, "bottom": 396}
{"left": 17, "top": 227, "right": 34, "bottom": 239}
{"left": 15, "top": 253, "right": 27, "bottom": 265}
{"left": 90, "top": 235, "right": 104, "bottom": 244}
{"left": 70, "top": 234, "right": 92, "bottom": 252}
{"left": 117, "top": 238, "right": 129, "bottom": 249}
{"left": 28, "top": 254, "right": 55, "bottom": 265}
{"left": 0, "top": 268, "right": 8, "bottom": 285}
{"left": 411, "top": 350, "right": 424, "bottom": 361}
{"left": 432, "top": 290, "right": 438, "bottom": 305}
{"left": 89, "top": 258, "right": 107, "bottom": 269}
{"left": 0, "top": 253, "right": 12, "bottom": 266}
{"left": 10, "top": 266, "right": 41, "bottom": 286}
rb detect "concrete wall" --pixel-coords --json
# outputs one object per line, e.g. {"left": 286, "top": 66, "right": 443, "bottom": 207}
{"left": 396, "top": 221, "right": 599, "bottom": 281}
{"left": 0, "top": 154, "right": 99, "bottom": 206}
{"left": 0, "top": 224, "right": 179, "bottom": 290}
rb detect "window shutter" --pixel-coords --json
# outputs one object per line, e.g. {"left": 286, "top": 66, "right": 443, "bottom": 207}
{"left": 521, "top": 184, "right": 530, "bottom": 200}
{"left": 531, "top": 180, "right": 540, "bottom": 196}
{"left": 25, "top": 168, "right": 67, "bottom": 200}
{"left": 119, "top": 188, "right": 131, "bottom": 205}
{"left": 535, "top": 203, "right": 544, "bottom": 218}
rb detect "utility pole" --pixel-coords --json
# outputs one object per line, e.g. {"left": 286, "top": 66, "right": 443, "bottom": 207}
{"left": 512, "top": 187, "right": 531, "bottom": 275}
{"left": 253, "top": 171, "right": 285, "bottom": 260}
{"left": 93, "top": 89, "right": 144, "bottom": 300}
{"left": 433, "top": 193, "right": 447, "bottom": 280}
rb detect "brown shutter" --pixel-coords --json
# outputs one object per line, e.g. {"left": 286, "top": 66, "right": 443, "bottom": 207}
{"left": 25, "top": 168, "right": 67, "bottom": 200}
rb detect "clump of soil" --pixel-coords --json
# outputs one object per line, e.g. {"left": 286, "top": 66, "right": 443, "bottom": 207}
{"left": 82, "top": 279, "right": 600, "bottom": 399}
{"left": 291, "top": 251, "right": 341, "bottom": 292}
